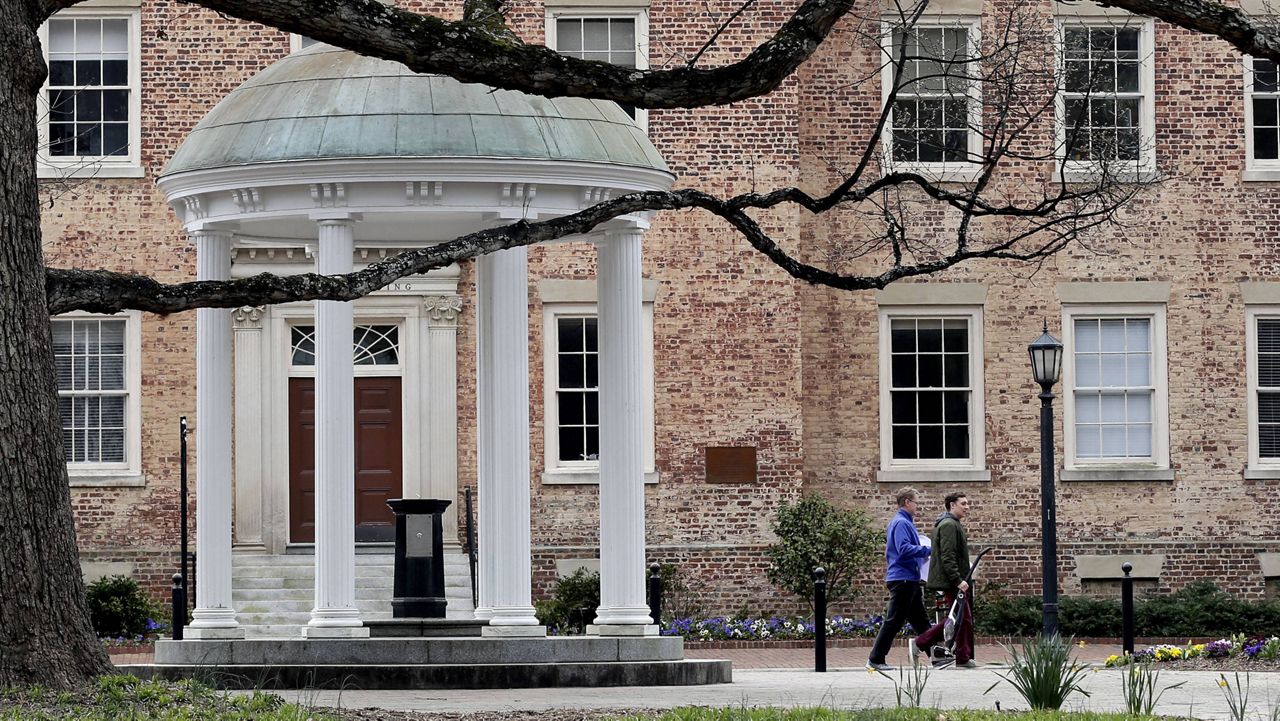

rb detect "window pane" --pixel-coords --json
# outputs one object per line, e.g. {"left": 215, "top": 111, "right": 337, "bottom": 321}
{"left": 1075, "top": 319, "right": 1099, "bottom": 352}
{"left": 1261, "top": 424, "right": 1280, "bottom": 458}
{"left": 918, "top": 354, "right": 943, "bottom": 387}
{"left": 891, "top": 355, "right": 916, "bottom": 388}
{"left": 918, "top": 391, "right": 942, "bottom": 423}
{"left": 559, "top": 424, "right": 584, "bottom": 462}
{"left": 1257, "top": 128, "right": 1279, "bottom": 161}
{"left": 893, "top": 426, "right": 918, "bottom": 459}
{"left": 584, "top": 427, "right": 599, "bottom": 460}
{"left": 1128, "top": 391, "right": 1153, "bottom": 423}
{"left": 1126, "top": 352, "right": 1151, "bottom": 386}
{"left": 1101, "top": 425, "right": 1127, "bottom": 457}
{"left": 891, "top": 320, "right": 916, "bottom": 352}
{"left": 49, "top": 19, "right": 74, "bottom": 52}
{"left": 558, "top": 318, "right": 583, "bottom": 353}
{"left": 102, "top": 19, "right": 128, "bottom": 52}
{"left": 559, "top": 392, "right": 584, "bottom": 426}
{"left": 1100, "top": 393, "right": 1125, "bottom": 423}
{"left": 1262, "top": 393, "right": 1280, "bottom": 424}
{"left": 943, "top": 354, "right": 968, "bottom": 387}
{"left": 891, "top": 392, "right": 916, "bottom": 423}
{"left": 584, "top": 392, "right": 598, "bottom": 424}
{"left": 1099, "top": 353, "right": 1126, "bottom": 386}
{"left": 1075, "top": 354, "right": 1100, "bottom": 387}
{"left": 944, "top": 425, "right": 969, "bottom": 459}
{"left": 556, "top": 19, "right": 582, "bottom": 53}
{"left": 1076, "top": 393, "right": 1099, "bottom": 423}
{"left": 1127, "top": 424, "right": 1152, "bottom": 457}
{"left": 1262, "top": 319, "right": 1280, "bottom": 353}
{"left": 582, "top": 19, "right": 609, "bottom": 51}
{"left": 918, "top": 426, "right": 944, "bottom": 459}
{"left": 943, "top": 391, "right": 968, "bottom": 423}
{"left": 101, "top": 428, "right": 125, "bottom": 463}
{"left": 1099, "top": 319, "right": 1126, "bottom": 351}
{"left": 942, "top": 318, "right": 967, "bottom": 350}
{"left": 560, "top": 353, "right": 585, "bottom": 389}
{"left": 583, "top": 317, "right": 597, "bottom": 352}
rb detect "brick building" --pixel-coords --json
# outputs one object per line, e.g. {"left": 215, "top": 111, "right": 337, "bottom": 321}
{"left": 38, "top": 0, "right": 1280, "bottom": 634}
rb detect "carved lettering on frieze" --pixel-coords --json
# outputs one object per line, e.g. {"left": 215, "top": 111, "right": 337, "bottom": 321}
{"left": 233, "top": 305, "right": 266, "bottom": 328}
{"left": 230, "top": 187, "right": 264, "bottom": 213}
{"left": 309, "top": 183, "right": 347, "bottom": 208}
{"left": 423, "top": 295, "right": 464, "bottom": 323}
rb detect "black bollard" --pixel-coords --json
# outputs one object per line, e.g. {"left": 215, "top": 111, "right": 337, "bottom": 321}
{"left": 648, "top": 562, "right": 663, "bottom": 628}
{"left": 171, "top": 573, "right": 185, "bottom": 641}
{"left": 814, "top": 567, "right": 827, "bottom": 673}
{"left": 1121, "top": 562, "right": 1135, "bottom": 655}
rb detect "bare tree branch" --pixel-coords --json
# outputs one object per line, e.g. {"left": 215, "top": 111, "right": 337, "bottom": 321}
{"left": 1088, "top": 0, "right": 1280, "bottom": 63}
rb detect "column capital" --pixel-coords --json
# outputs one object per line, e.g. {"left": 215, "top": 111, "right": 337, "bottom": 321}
{"left": 424, "top": 295, "right": 464, "bottom": 325}
{"left": 233, "top": 306, "right": 266, "bottom": 329}
{"left": 309, "top": 211, "right": 363, "bottom": 224}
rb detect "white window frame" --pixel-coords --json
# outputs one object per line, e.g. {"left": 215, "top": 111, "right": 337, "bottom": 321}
{"left": 545, "top": 7, "right": 649, "bottom": 132}
{"left": 541, "top": 301, "right": 657, "bottom": 484}
{"left": 1061, "top": 303, "right": 1169, "bottom": 475}
{"left": 36, "top": 6, "right": 143, "bottom": 179}
{"left": 879, "top": 15, "right": 984, "bottom": 183}
{"left": 876, "top": 305, "right": 988, "bottom": 482}
{"left": 1244, "top": 55, "right": 1280, "bottom": 180}
{"left": 55, "top": 310, "right": 144, "bottom": 487}
{"left": 1054, "top": 17, "right": 1157, "bottom": 181}
{"left": 1247, "top": 306, "right": 1280, "bottom": 474}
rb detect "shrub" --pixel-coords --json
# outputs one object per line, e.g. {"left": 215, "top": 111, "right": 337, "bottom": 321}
{"left": 765, "top": 493, "right": 881, "bottom": 610}
{"left": 986, "top": 634, "right": 1090, "bottom": 710}
{"left": 85, "top": 575, "right": 158, "bottom": 639}
{"left": 1060, "top": 595, "right": 1122, "bottom": 637}
{"left": 976, "top": 594, "right": 1041, "bottom": 636}
{"left": 657, "top": 563, "right": 709, "bottom": 623}
{"left": 534, "top": 567, "right": 600, "bottom": 633}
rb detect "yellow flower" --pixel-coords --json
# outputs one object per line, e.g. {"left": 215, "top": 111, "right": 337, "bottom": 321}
{"left": 1077, "top": 640, "right": 1087, "bottom": 648}
{"left": 1219, "top": 679, "right": 1229, "bottom": 688}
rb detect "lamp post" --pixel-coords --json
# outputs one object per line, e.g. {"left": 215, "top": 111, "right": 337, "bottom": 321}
{"left": 1028, "top": 323, "right": 1064, "bottom": 639}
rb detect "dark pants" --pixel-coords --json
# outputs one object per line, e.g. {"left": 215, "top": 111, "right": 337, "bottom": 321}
{"left": 916, "top": 590, "right": 975, "bottom": 663}
{"left": 868, "top": 580, "right": 932, "bottom": 664}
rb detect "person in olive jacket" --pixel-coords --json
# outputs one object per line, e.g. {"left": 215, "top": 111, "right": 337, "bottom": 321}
{"left": 913, "top": 492, "right": 975, "bottom": 667}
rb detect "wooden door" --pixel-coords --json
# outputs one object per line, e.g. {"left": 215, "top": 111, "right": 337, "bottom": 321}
{"left": 288, "top": 377, "right": 403, "bottom": 543}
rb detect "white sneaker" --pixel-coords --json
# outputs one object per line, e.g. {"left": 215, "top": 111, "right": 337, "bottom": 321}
{"left": 908, "top": 637, "right": 921, "bottom": 659}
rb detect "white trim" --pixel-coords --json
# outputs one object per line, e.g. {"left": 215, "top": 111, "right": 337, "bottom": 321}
{"left": 1244, "top": 55, "right": 1280, "bottom": 177}
{"left": 1246, "top": 305, "right": 1280, "bottom": 474}
{"left": 879, "top": 15, "right": 983, "bottom": 181}
{"left": 1061, "top": 303, "right": 1169, "bottom": 471}
{"left": 1053, "top": 17, "right": 1157, "bottom": 178}
{"left": 545, "top": 7, "right": 649, "bottom": 133}
{"left": 877, "top": 305, "right": 986, "bottom": 473}
{"left": 540, "top": 300, "right": 656, "bottom": 482}
{"left": 36, "top": 7, "right": 143, "bottom": 179}
{"left": 55, "top": 310, "right": 144, "bottom": 486}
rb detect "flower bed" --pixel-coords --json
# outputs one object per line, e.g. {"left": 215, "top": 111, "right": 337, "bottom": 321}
{"left": 661, "top": 615, "right": 883, "bottom": 642}
{"left": 1105, "top": 634, "right": 1280, "bottom": 667}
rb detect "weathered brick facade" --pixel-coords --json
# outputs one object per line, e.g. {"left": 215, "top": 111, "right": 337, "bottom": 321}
{"left": 41, "top": 0, "right": 1280, "bottom": 616}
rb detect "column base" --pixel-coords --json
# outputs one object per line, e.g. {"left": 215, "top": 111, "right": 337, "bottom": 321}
{"left": 588, "top": 624, "right": 659, "bottom": 637}
{"left": 302, "top": 625, "right": 372, "bottom": 638}
{"left": 184, "top": 626, "right": 246, "bottom": 640}
{"left": 481, "top": 624, "right": 547, "bottom": 638}
{"left": 472, "top": 607, "right": 493, "bottom": 621}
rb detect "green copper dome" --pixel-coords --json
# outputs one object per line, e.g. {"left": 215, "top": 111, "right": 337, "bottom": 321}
{"left": 163, "top": 44, "right": 667, "bottom": 175}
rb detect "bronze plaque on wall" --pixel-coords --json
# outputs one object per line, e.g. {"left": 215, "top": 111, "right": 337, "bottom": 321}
{"left": 705, "top": 446, "right": 758, "bottom": 484}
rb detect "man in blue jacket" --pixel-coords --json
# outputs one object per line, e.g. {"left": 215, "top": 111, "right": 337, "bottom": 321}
{"left": 866, "top": 487, "right": 932, "bottom": 671}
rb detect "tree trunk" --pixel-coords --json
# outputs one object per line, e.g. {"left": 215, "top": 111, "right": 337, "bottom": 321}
{"left": 0, "top": 3, "right": 112, "bottom": 688}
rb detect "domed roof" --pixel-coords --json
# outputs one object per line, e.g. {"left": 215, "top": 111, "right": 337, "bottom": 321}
{"left": 163, "top": 44, "right": 668, "bottom": 176}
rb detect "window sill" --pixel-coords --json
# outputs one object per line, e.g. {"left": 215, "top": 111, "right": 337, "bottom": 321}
{"left": 884, "top": 164, "right": 985, "bottom": 184}
{"left": 1245, "top": 467, "right": 1280, "bottom": 480}
{"left": 1243, "top": 169, "right": 1280, "bottom": 183}
{"left": 38, "top": 163, "right": 146, "bottom": 180}
{"left": 875, "top": 468, "right": 991, "bottom": 483}
{"left": 69, "top": 472, "right": 146, "bottom": 488}
{"left": 541, "top": 469, "right": 660, "bottom": 485}
{"left": 1060, "top": 467, "right": 1173, "bottom": 482}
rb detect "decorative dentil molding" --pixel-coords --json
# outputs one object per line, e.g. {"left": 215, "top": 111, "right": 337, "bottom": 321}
{"left": 182, "top": 195, "right": 207, "bottom": 220}
{"left": 500, "top": 183, "right": 537, "bottom": 207}
{"left": 581, "top": 187, "right": 612, "bottom": 208}
{"left": 230, "top": 187, "right": 265, "bottom": 213}
{"left": 405, "top": 181, "right": 444, "bottom": 206}
{"left": 310, "top": 182, "right": 347, "bottom": 208}
{"left": 423, "top": 295, "right": 464, "bottom": 323}
{"left": 233, "top": 306, "right": 266, "bottom": 328}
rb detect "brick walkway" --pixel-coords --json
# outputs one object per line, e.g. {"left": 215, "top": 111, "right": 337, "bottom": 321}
{"left": 682, "top": 641, "right": 1125, "bottom": 669}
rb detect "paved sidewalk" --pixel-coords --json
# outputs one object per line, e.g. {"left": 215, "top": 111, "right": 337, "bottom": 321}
{"left": 682, "top": 642, "right": 1124, "bottom": 669}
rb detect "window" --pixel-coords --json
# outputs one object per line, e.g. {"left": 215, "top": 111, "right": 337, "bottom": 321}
{"left": 541, "top": 300, "right": 656, "bottom": 483}
{"left": 546, "top": 9, "right": 648, "bottom": 129}
{"left": 1246, "top": 56, "right": 1280, "bottom": 173}
{"left": 1057, "top": 20, "right": 1155, "bottom": 176}
{"left": 1247, "top": 308, "right": 1280, "bottom": 472}
{"left": 38, "top": 9, "right": 142, "bottom": 178}
{"left": 877, "top": 306, "right": 986, "bottom": 476}
{"left": 1062, "top": 305, "right": 1169, "bottom": 471}
{"left": 53, "top": 313, "right": 143, "bottom": 485}
{"left": 290, "top": 324, "right": 400, "bottom": 367}
{"left": 881, "top": 19, "right": 981, "bottom": 175}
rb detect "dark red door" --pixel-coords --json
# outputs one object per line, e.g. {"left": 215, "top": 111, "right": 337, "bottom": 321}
{"left": 288, "top": 377, "right": 403, "bottom": 543}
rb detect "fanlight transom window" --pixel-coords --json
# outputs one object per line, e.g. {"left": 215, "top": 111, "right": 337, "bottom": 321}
{"left": 291, "top": 324, "right": 399, "bottom": 366}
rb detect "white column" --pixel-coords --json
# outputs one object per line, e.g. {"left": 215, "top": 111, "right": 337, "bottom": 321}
{"left": 188, "top": 229, "right": 244, "bottom": 639}
{"left": 232, "top": 306, "right": 266, "bottom": 550}
{"left": 477, "top": 247, "right": 544, "bottom": 636}
{"left": 423, "top": 295, "right": 464, "bottom": 552}
{"left": 305, "top": 216, "right": 369, "bottom": 638}
{"left": 590, "top": 229, "right": 656, "bottom": 635}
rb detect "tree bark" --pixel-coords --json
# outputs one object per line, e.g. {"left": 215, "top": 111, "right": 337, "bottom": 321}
{"left": 0, "top": 0, "right": 112, "bottom": 689}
